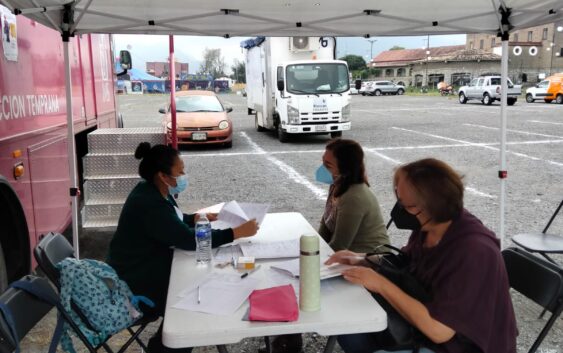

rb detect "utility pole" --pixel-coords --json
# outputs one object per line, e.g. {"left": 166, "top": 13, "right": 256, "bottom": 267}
{"left": 424, "top": 35, "right": 430, "bottom": 88}
{"left": 367, "top": 39, "right": 377, "bottom": 65}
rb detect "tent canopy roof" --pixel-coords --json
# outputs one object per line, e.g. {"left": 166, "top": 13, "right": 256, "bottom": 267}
{"left": 3, "top": 0, "right": 563, "bottom": 38}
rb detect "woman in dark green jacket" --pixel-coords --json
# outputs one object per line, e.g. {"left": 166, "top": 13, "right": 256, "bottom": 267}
{"left": 107, "top": 142, "right": 258, "bottom": 353}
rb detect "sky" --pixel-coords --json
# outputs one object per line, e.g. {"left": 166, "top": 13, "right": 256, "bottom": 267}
{"left": 113, "top": 34, "right": 467, "bottom": 75}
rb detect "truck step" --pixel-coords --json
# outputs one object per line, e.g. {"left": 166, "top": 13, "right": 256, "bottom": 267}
{"left": 87, "top": 127, "right": 166, "bottom": 154}
{"left": 81, "top": 204, "right": 123, "bottom": 228}
{"left": 83, "top": 154, "right": 140, "bottom": 178}
{"left": 83, "top": 178, "right": 140, "bottom": 203}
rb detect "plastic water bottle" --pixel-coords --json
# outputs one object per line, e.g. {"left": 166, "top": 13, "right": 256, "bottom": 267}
{"left": 195, "top": 213, "right": 212, "bottom": 265}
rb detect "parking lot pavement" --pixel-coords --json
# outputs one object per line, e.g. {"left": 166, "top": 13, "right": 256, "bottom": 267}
{"left": 22, "top": 93, "right": 563, "bottom": 352}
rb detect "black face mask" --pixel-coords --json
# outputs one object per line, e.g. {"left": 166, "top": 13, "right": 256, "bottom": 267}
{"left": 390, "top": 201, "right": 421, "bottom": 230}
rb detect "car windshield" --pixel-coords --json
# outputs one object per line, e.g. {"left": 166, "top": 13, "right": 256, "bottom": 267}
{"left": 286, "top": 63, "right": 349, "bottom": 95}
{"left": 174, "top": 95, "right": 223, "bottom": 112}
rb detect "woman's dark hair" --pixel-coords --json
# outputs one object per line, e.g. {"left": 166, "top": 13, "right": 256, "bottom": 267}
{"left": 326, "top": 139, "right": 369, "bottom": 197}
{"left": 394, "top": 158, "right": 464, "bottom": 222}
{"left": 134, "top": 142, "right": 179, "bottom": 182}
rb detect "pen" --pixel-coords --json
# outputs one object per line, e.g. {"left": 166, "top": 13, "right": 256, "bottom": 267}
{"left": 197, "top": 286, "right": 201, "bottom": 304}
{"left": 240, "top": 265, "right": 261, "bottom": 279}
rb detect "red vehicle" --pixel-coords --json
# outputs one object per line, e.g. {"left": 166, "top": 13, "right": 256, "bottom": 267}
{"left": 0, "top": 11, "right": 117, "bottom": 292}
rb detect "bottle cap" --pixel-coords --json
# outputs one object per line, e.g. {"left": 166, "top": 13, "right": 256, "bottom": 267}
{"left": 300, "top": 234, "right": 319, "bottom": 253}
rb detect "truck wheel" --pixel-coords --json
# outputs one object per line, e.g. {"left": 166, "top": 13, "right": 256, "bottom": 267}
{"left": 374, "top": 90, "right": 382, "bottom": 96}
{"left": 397, "top": 89, "right": 404, "bottom": 95}
{"left": 526, "top": 94, "right": 534, "bottom": 103}
{"left": 482, "top": 93, "right": 493, "bottom": 105}
{"left": 330, "top": 131, "right": 342, "bottom": 138}
{"left": 0, "top": 243, "right": 7, "bottom": 293}
{"left": 507, "top": 98, "right": 517, "bottom": 106}
{"left": 255, "top": 114, "right": 266, "bottom": 132}
{"left": 458, "top": 92, "right": 467, "bottom": 104}
{"left": 556, "top": 95, "right": 563, "bottom": 104}
{"left": 277, "top": 124, "right": 289, "bottom": 143}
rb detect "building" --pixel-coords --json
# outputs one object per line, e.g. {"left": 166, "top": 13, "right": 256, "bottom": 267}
{"left": 370, "top": 45, "right": 500, "bottom": 87}
{"left": 146, "top": 61, "right": 189, "bottom": 79}
{"left": 467, "top": 23, "right": 563, "bottom": 82}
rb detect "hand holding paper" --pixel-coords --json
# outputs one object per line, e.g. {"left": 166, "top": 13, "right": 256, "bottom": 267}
{"left": 211, "top": 201, "right": 270, "bottom": 230}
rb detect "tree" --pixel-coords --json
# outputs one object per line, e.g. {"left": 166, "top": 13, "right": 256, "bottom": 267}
{"left": 230, "top": 60, "right": 246, "bottom": 83}
{"left": 198, "top": 48, "right": 226, "bottom": 79}
{"left": 338, "top": 55, "right": 366, "bottom": 71}
{"left": 389, "top": 46, "right": 405, "bottom": 51}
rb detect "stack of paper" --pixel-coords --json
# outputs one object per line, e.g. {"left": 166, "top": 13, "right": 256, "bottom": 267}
{"left": 173, "top": 273, "right": 260, "bottom": 316}
{"left": 211, "top": 201, "right": 270, "bottom": 230}
{"left": 214, "top": 239, "right": 300, "bottom": 262}
{"left": 270, "top": 259, "right": 354, "bottom": 280}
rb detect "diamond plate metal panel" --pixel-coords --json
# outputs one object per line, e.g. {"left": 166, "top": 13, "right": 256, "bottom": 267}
{"left": 83, "top": 178, "right": 140, "bottom": 203}
{"left": 88, "top": 128, "right": 166, "bottom": 154}
{"left": 83, "top": 154, "right": 140, "bottom": 178}
{"left": 82, "top": 204, "right": 123, "bottom": 223}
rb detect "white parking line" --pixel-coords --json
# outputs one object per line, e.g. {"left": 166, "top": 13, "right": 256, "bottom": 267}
{"left": 528, "top": 120, "right": 563, "bottom": 126}
{"left": 365, "top": 149, "right": 402, "bottom": 165}
{"left": 392, "top": 127, "right": 563, "bottom": 167}
{"left": 463, "top": 123, "right": 563, "bottom": 139}
{"left": 239, "top": 132, "right": 327, "bottom": 200}
{"left": 465, "top": 187, "right": 496, "bottom": 199}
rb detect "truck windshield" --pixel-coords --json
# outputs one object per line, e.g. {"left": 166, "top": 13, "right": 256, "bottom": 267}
{"left": 286, "top": 63, "right": 349, "bottom": 95}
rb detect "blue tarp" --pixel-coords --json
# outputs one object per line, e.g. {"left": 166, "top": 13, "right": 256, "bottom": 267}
{"left": 240, "top": 36, "right": 266, "bottom": 49}
{"left": 114, "top": 62, "right": 164, "bottom": 81}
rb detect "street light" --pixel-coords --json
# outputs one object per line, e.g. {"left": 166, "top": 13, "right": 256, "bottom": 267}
{"left": 367, "top": 39, "right": 377, "bottom": 62}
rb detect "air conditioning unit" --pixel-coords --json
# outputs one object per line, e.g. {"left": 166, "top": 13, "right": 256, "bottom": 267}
{"left": 290, "top": 37, "right": 319, "bottom": 52}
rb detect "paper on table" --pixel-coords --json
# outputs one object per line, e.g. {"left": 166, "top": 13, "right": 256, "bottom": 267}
{"left": 211, "top": 201, "right": 270, "bottom": 229}
{"left": 239, "top": 239, "right": 300, "bottom": 259}
{"left": 213, "top": 244, "right": 244, "bottom": 262}
{"left": 173, "top": 273, "right": 260, "bottom": 316}
{"left": 270, "top": 259, "right": 355, "bottom": 280}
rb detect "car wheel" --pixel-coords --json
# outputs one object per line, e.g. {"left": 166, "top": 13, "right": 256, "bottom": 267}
{"left": 374, "top": 90, "right": 382, "bottom": 96}
{"left": 556, "top": 95, "right": 563, "bottom": 104}
{"left": 397, "top": 89, "right": 404, "bottom": 95}
{"left": 526, "top": 94, "right": 534, "bottom": 103}
{"left": 277, "top": 124, "right": 289, "bottom": 143}
{"left": 330, "top": 131, "right": 342, "bottom": 138}
{"left": 458, "top": 92, "right": 467, "bottom": 104}
{"left": 361, "top": 92, "right": 366, "bottom": 96}
{"left": 224, "top": 141, "right": 233, "bottom": 148}
{"left": 255, "top": 114, "right": 266, "bottom": 132}
{"left": 507, "top": 98, "right": 517, "bottom": 106}
{"left": 483, "top": 93, "right": 493, "bottom": 105}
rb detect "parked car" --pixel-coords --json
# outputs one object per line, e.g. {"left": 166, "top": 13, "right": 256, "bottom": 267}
{"left": 159, "top": 91, "right": 233, "bottom": 148}
{"left": 349, "top": 83, "right": 359, "bottom": 95}
{"left": 526, "top": 74, "right": 563, "bottom": 104}
{"left": 359, "top": 81, "right": 374, "bottom": 95}
{"left": 458, "top": 76, "right": 521, "bottom": 105}
{"left": 364, "top": 81, "right": 405, "bottom": 96}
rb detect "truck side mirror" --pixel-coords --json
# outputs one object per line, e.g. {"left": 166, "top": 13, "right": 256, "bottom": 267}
{"left": 277, "top": 80, "right": 285, "bottom": 91}
{"left": 158, "top": 108, "right": 166, "bottom": 114}
{"left": 355, "top": 80, "right": 362, "bottom": 90}
{"left": 120, "top": 50, "right": 132, "bottom": 70}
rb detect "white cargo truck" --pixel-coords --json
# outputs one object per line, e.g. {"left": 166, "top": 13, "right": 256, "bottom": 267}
{"left": 242, "top": 37, "right": 352, "bottom": 142}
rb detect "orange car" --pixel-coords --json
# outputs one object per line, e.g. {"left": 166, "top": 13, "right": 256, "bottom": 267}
{"left": 546, "top": 74, "right": 563, "bottom": 104}
{"left": 160, "top": 91, "right": 233, "bottom": 147}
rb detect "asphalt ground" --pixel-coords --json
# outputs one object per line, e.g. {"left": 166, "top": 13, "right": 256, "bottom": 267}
{"left": 22, "top": 92, "right": 563, "bottom": 352}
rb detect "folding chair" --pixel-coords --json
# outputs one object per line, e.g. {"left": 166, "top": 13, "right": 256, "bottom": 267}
{"left": 0, "top": 276, "right": 55, "bottom": 353}
{"left": 502, "top": 247, "right": 563, "bottom": 353}
{"left": 512, "top": 198, "right": 563, "bottom": 264}
{"left": 34, "top": 232, "right": 157, "bottom": 353}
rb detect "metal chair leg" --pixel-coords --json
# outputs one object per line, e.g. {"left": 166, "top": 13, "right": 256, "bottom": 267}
{"left": 323, "top": 336, "right": 337, "bottom": 353}
{"left": 217, "top": 344, "right": 230, "bottom": 353}
{"left": 263, "top": 336, "right": 272, "bottom": 353}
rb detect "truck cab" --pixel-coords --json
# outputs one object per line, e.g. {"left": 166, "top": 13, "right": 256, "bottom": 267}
{"left": 273, "top": 61, "right": 351, "bottom": 141}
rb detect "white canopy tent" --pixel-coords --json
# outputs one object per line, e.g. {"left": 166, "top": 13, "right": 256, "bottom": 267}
{"left": 3, "top": 0, "right": 562, "bottom": 256}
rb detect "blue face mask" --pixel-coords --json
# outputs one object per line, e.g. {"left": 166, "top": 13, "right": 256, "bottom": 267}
{"left": 315, "top": 165, "right": 333, "bottom": 184}
{"left": 168, "top": 174, "right": 188, "bottom": 194}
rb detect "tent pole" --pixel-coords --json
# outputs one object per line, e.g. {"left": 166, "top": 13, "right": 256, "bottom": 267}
{"left": 169, "top": 35, "right": 177, "bottom": 149}
{"left": 499, "top": 37, "right": 509, "bottom": 248}
{"left": 63, "top": 39, "right": 80, "bottom": 258}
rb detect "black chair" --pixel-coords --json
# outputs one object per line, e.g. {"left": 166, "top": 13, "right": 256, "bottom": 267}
{"left": 512, "top": 199, "right": 563, "bottom": 264}
{"left": 34, "top": 232, "right": 157, "bottom": 353}
{"left": 0, "top": 276, "right": 55, "bottom": 353}
{"left": 502, "top": 247, "right": 563, "bottom": 353}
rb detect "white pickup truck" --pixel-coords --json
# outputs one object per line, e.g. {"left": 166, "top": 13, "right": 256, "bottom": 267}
{"left": 458, "top": 76, "right": 521, "bottom": 105}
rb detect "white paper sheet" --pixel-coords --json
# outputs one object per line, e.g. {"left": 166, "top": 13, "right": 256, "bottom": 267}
{"left": 213, "top": 244, "right": 244, "bottom": 262}
{"left": 173, "top": 273, "right": 260, "bottom": 316}
{"left": 238, "top": 239, "right": 300, "bottom": 259}
{"left": 211, "top": 201, "right": 270, "bottom": 229}
{"left": 269, "top": 259, "right": 355, "bottom": 280}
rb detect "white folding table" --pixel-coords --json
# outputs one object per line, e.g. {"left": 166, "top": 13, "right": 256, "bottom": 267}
{"left": 163, "top": 212, "right": 387, "bottom": 351}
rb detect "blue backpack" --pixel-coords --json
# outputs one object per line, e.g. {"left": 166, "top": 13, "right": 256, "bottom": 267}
{"left": 56, "top": 258, "right": 154, "bottom": 353}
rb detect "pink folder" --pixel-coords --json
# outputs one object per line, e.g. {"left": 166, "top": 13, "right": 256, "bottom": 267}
{"left": 248, "top": 284, "right": 299, "bottom": 322}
